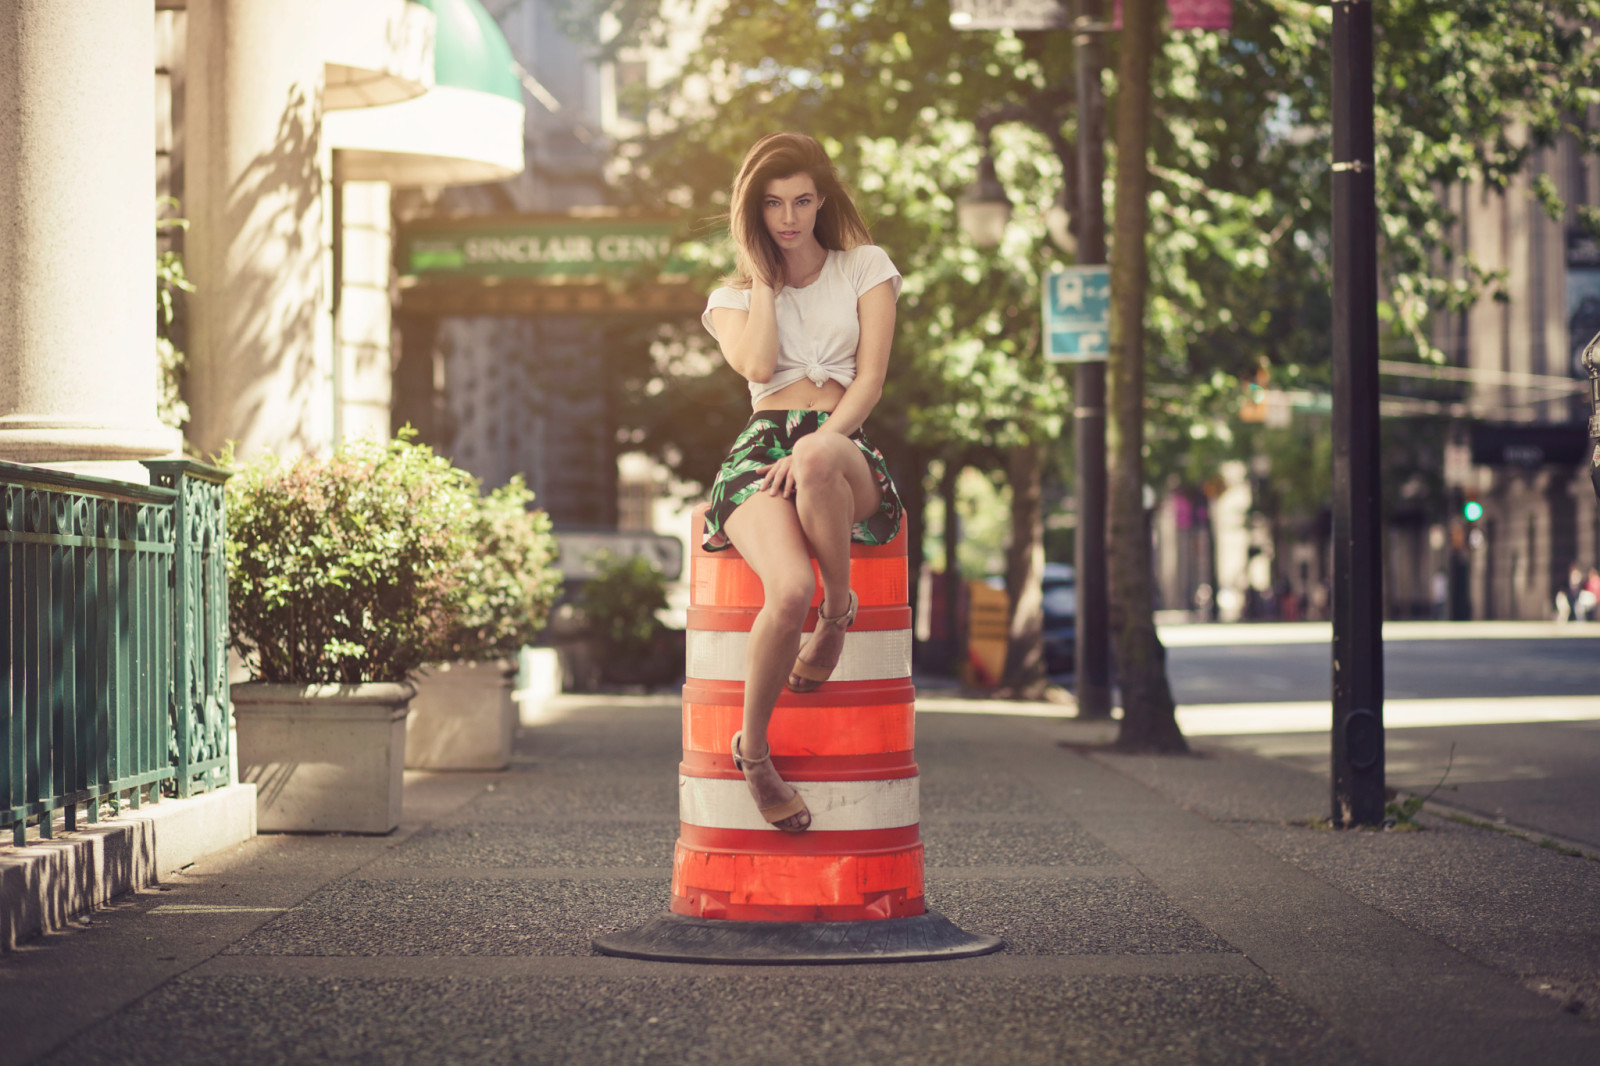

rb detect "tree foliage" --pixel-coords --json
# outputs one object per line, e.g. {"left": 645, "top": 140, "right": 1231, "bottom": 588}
{"left": 581, "top": 0, "right": 1600, "bottom": 714}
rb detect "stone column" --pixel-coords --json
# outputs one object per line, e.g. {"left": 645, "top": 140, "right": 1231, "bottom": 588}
{"left": 185, "top": 0, "right": 330, "bottom": 461}
{"left": 333, "top": 173, "right": 394, "bottom": 444}
{"left": 0, "top": 2, "right": 175, "bottom": 477}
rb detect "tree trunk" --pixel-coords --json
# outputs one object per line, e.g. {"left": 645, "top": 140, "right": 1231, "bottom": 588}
{"left": 1002, "top": 438, "right": 1047, "bottom": 696}
{"left": 1107, "top": 0, "right": 1186, "bottom": 753}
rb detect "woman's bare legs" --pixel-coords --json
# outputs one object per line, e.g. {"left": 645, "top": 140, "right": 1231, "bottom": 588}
{"left": 787, "top": 433, "right": 881, "bottom": 683}
{"left": 722, "top": 492, "right": 816, "bottom": 830}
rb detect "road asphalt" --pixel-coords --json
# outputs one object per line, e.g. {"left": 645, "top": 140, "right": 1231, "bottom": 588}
{"left": 1, "top": 689, "right": 1597, "bottom": 1066}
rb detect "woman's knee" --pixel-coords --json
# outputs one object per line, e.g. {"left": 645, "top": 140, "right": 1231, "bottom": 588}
{"left": 791, "top": 434, "right": 850, "bottom": 485}
{"left": 762, "top": 568, "right": 815, "bottom": 623}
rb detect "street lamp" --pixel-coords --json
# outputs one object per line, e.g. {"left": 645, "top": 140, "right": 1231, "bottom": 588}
{"left": 957, "top": 145, "right": 1011, "bottom": 249}
{"left": 958, "top": 139, "right": 1076, "bottom": 258}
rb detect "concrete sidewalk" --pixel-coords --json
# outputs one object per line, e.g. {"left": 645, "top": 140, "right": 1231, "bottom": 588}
{"left": 1, "top": 695, "right": 1596, "bottom": 1065}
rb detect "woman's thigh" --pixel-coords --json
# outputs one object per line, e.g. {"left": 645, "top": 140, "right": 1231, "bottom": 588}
{"left": 791, "top": 432, "right": 880, "bottom": 523}
{"left": 723, "top": 491, "right": 816, "bottom": 608}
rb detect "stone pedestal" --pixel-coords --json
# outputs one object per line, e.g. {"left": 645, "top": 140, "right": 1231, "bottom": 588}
{"left": 0, "top": 2, "right": 176, "bottom": 478}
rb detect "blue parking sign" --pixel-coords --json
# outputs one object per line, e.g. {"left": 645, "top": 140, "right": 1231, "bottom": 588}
{"left": 1044, "top": 266, "right": 1110, "bottom": 362}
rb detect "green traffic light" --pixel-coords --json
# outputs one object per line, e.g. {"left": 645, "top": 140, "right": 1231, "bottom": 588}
{"left": 1463, "top": 500, "right": 1483, "bottom": 522}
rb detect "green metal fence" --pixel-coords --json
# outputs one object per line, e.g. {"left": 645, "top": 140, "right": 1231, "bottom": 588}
{"left": 1, "top": 459, "right": 232, "bottom": 847}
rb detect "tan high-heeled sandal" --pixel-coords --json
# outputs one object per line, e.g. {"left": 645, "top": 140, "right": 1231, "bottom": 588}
{"left": 785, "top": 589, "right": 858, "bottom": 694}
{"left": 731, "top": 731, "right": 810, "bottom": 832}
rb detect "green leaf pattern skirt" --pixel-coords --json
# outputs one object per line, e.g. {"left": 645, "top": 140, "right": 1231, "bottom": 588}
{"left": 701, "top": 409, "right": 903, "bottom": 553}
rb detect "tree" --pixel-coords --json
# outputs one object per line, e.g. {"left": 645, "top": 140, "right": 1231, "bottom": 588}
{"left": 1106, "top": 0, "right": 1185, "bottom": 751}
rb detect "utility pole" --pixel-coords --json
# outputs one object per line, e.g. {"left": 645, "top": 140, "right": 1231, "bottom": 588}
{"left": 1072, "top": 0, "right": 1112, "bottom": 719}
{"left": 1584, "top": 331, "right": 1600, "bottom": 502}
{"left": 1330, "top": 0, "right": 1384, "bottom": 825}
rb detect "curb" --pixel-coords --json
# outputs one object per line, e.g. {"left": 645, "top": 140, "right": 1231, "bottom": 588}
{"left": 1413, "top": 795, "right": 1600, "bottom": 861}
{"left": 0, "top": 783, "right": 257, "bottom": 951}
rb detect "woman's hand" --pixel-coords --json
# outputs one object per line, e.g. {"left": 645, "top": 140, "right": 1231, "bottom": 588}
{"left": 757, "top": 456, "right": 796, "bottom": 498}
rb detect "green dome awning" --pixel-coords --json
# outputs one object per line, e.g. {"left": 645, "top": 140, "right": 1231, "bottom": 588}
{"left": 420, "top": 0, "right": 521, "bottom": 102}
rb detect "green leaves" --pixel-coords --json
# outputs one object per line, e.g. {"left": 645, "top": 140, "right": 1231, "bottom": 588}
{"left": 578, "top": 551, "right": 670, "bottom": 659}
{"left": 440, "top": 477, "right": 563, "bottom": 663}
{"left": 224, "top": 435, "right": 559, "bottom": 684}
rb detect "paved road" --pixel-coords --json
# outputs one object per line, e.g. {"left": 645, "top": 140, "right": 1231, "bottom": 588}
{"left": 1163, "top": 624, "right": 1600, "bottom": 704}
{"left": 1151, "top": 622, "right": 1600, "bottom": 849}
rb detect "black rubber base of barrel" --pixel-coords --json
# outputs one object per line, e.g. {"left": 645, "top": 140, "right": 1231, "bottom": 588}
{"left": 592, "top": 911, "right": 1004, "bottom": 965}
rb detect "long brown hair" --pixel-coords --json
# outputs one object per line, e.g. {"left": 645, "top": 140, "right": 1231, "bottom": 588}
{"left": 724, "top": 133, "right": 873, "bottom": 290}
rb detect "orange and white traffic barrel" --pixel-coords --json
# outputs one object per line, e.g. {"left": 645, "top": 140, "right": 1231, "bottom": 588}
{"left": 594, "top": 507, "right": 1002, "bottom": 963}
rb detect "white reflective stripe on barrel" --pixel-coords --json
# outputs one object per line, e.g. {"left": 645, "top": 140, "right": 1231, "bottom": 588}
{"left": 679, "top": 775, "right": 920, "bottom": 832}
{"left": 685, "top": 629, "right": 913, "bottom": 683}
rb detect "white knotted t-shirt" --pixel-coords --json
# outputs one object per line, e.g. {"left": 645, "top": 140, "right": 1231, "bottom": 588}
{"left": 701, "top": 244, "right": 902, "bottom": 404}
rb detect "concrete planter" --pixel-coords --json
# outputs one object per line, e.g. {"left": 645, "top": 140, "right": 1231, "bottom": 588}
{"left": 232, "top": 682, "right": 413, "bottom": 834}
{"left": 405, "top": 659, "right": 516, "bottom": 770}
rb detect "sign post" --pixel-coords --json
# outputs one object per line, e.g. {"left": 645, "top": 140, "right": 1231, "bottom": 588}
{"left": 951, "top": 0, "right": 1113, "bottom": 718}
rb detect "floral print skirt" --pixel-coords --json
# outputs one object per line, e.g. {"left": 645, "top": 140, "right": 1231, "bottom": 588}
{"left": 701, "top": 409, "right": 903, "bottom": 552}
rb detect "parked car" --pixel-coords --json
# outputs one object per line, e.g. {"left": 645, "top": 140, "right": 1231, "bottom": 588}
{"left": 1042, "top": 562, "right": 1076, "bottom": 676}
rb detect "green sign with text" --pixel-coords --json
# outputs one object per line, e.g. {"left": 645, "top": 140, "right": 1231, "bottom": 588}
{"left": 398, "top": 217, "right": 690, "bottom": 280}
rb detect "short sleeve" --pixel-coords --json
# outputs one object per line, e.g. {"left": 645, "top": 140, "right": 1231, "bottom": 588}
{"left": 844, "top": 245, "right": 902, "bottom": 302}
{"left": 702, "top": 287, "right": 751, "bottom": 341}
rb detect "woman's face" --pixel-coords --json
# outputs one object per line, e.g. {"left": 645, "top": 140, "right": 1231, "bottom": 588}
{"left": 762, "top": 173, "right": 824, "bottom": 251}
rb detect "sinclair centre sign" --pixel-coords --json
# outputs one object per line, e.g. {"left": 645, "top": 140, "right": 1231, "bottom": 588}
{"left": 397, "top": 215, "right": 690, "bottom": 281}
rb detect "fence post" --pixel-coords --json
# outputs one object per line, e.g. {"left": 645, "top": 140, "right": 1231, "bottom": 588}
{"left": 144, "top": 460, "right": 233, "bottom": 798}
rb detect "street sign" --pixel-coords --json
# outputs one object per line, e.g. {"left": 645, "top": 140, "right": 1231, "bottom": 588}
{"left": 1044, "top": 265, "right": 1111, "bottom": 362}
{"left": 948, "top": 0, "right": 1068, "bottom": 30}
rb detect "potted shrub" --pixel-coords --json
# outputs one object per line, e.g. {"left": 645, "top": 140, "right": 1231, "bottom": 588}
{"left": 225, "top": 434, "right": 478, "bottom": 833}
{"left": 405, "top": 477, "right": 560, "bottom": 770}
{"left": 579, "top": 552, "right": 684, "bottom": 691}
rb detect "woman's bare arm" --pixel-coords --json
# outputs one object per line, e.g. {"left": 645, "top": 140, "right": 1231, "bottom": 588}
{"left": 709, "top": 283, "right": 780, "bottom": 383}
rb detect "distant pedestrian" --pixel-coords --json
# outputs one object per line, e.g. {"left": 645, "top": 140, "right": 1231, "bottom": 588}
{"left": 1580, "top": 567, "right": 1600, "bottom": 622}
{"left": 1556, "top": 564, "right": 1586, "bottom": 622}
{"left": 700, "top": 133, "right": 904, "bottom": 833}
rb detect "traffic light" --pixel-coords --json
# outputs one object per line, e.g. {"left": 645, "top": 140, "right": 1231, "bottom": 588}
{"left": 1462, "top": 499, "right": 1483, "bottom": 522}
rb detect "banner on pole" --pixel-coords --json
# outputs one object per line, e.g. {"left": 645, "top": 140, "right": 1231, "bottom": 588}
{"left": 1113, "top": 0, "right": 1233, "bottom": 31}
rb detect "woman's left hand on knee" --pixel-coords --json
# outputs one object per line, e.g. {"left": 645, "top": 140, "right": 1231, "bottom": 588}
{"left": 757, "top": 456, "right": 796, "bottom": 498}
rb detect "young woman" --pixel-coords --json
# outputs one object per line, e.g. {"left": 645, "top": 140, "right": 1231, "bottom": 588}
{"left": 700, "top": 132, "right": 904, "bottom": 833}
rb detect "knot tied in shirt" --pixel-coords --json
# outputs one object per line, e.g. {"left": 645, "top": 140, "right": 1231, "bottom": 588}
{"left": 806, "top": 366, "right": 830, "bottom": 388}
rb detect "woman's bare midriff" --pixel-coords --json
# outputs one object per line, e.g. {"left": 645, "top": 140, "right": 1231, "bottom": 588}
{"left": 754, "top": 377, "right": 847, "bottom": 413}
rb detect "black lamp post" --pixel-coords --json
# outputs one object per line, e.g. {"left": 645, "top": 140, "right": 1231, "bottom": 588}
{"left": 1330, "top": 0, "right": 1385, "bottom": 826}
